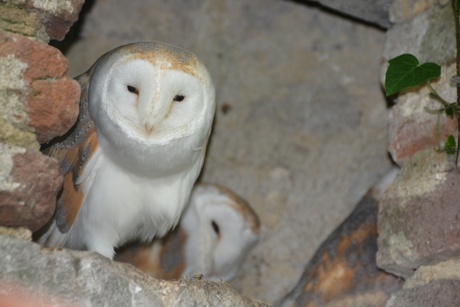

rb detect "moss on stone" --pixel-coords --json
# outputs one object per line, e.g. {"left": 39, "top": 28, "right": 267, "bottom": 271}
{"left": 0, "top": 54, "right": 39, "bottom": 150}
{"left": 0, "top": 4, "right": 47, "bottom": 40}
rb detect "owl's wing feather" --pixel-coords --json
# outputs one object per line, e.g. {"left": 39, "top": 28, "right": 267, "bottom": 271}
{"left": 39, "top": 71, "right": 101, "bottom": 247}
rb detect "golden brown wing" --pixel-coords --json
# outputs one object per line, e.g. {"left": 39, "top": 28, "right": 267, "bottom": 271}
{"left": 37, "top": 71, "right": 99, "bottom": 244}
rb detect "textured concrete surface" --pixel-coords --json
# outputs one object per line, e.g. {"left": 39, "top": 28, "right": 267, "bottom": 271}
{"left": 57, "top": 0, "right": 391, "bottom": 303}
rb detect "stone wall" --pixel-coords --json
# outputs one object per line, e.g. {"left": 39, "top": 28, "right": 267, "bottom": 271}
{"left": 4, "top": 0, "right": 458, "bottom": 305}
{"left": 377, "top": 0, "right": 460, "bottom": 305}
{"left": 0, "top": 0, "right": 81, "bottom": 234}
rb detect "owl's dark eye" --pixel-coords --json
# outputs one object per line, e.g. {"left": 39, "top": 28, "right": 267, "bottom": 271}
{"left": 127, "top": 85, "right": 139, "bottom": 95}
{"left": 211, "top": 220, "right": 220, "bottom": 235}
{"left": 173, "top": 94, "right": 185, "bottom": 102}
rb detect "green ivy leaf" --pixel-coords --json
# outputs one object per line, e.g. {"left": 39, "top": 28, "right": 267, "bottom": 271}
{"left": 444, "top": 135, "right": 456, "bottom": 155}
{"left": 385, "top": 54, "right": 441, "bottom": 96}
{"left": 456, "top": 0, "right": 460, "bottom": 12}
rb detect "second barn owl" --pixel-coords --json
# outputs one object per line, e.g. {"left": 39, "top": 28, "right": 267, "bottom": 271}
{"left": 37, "top": 42, "right": 216, "bottom": 259}
{"left": 115, "top": 183, "right": 260, "bottom": 281}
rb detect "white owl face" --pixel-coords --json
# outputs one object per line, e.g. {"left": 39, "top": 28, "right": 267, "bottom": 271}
{"left": 85, "top": 42, "right": 215, "bottom": 175}
{"left": 103, "top": 59, "right": 207, "bottom": 143}
{"left": 182, "top": 184, "right": 260, "bottom": 281}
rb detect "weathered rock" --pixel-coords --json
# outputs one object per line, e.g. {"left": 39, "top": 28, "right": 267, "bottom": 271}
{"left": 382, "top": 1, "right": 457, "bottom": 165}
{"left": 385, "top": 259, "right": 460, "bottom": 307}
{"left": 27, "top": 0, "right": 85, "bottom": 41}
{"left": 377, "top": 149, "right": 460, "bottom": 278}
{"left": 0, "top": 3, "right": 48, "bottom": 40}
{"left": 0, "top": 233, "right": 268, "bottom": 307}
{"left": 0, "top": 37, "right": 36, "bottom": 149}
{"left": 0, "top": 144, "right": 62, "bottom": 232}
{"left": 388, "top": 63, "right": 457, "bottom": 164}
{"left": 0, "top": 30, "right": 80, "bottom": 144}
{"left": 305, "top": 0, "right": 392, "bottom": 28}
{"left": 28, "top": 77, "right": 80, "bottom": 143}
{"left": 389, "top": 0, "right": 450, "bottom": 24}
{"left": 2, "top": 0, "right": 85, "bottom": 41}
{"left": 383, "top": 1, "right": 455, "bottom": 67}
{"left": 0, "top": 226, "right": 32, "bottom": 241}
{"left": 279, "top": 169, "right": 403, "bottom": 307}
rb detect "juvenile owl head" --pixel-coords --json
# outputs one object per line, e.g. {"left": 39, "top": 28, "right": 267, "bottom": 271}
{"left": 115, "top": 183, "right": 260, "bottom": 281}
{"left": 182, "top": 183, "right": 260, "bottom": 281}
{"left": 83, "top": 42, "right": 216, "bottom": 176}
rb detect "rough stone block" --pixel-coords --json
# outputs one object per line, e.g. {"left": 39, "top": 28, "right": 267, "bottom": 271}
{"left": 377, "top": 149, "right": 460, "bottom": 278}
{"left": 0, "top": 234, "right": 268, "bottom": 306}
{"left": 382, "top": 2, "right": 457, "bottom": 165}
{"left": 380, "top": 2, "right": 457, "bottom": 165}
{"left": 305, "top": 0, "right": 392, "bottom": 28}
{"left": 28, "top": 77, "right": 80, "bottom": 143}
{"left": 382, "top": 2, "right": 455, "bottom": 77}
{"left": 0, "top": 226, "right": 32, "bottom": 241}
{"left": 385, "top": 259, "right": 460, "bottom": 307}
{"left": 0, "top": 4, "right": 47, "bottom": 40}
{"left": 2, "top": 0, "right": 85, "bottom": 41}
{"left": 388, "top": 63, "right": 457, "bottom": 164}
{"left": 389, "top": 0, "right": 449, "bottom": 24}
{"left": 0, "top": 30, "right": 80, "bottom": 144}
{"left": 0, "top": 143, "right": 62, "bottom": 232}
{"left": 0, "top": 42, "right": 38, "bottom": 149}
{"left": 279, "top": 169, "right": 403, "bottom": 307}
{"left": 28, "top": 0, "right": 85, "bottom": 41}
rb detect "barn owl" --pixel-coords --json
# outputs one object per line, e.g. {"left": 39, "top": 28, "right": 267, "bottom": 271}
{"left": 115, "top": 183, "right": 260, "bottom": 281}
{"left": 278, "top": 168, "right": 402, "bottom": 307}
{"left": 36, "top": 42, "right": 216, "bottom": 259}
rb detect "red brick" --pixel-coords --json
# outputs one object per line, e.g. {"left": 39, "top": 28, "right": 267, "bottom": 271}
{"left": 0, "top": 149, "right": 62, "bottom": 232}
{"left": 0, "top": 31, "right": 80, "bottom": 143}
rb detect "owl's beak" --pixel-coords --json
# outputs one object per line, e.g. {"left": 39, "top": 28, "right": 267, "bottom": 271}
{"left": 142, "top": 94, "right": 170, "bottom": 135}
{"left": 144, "top": 123, "right": 154, "bottom": 135}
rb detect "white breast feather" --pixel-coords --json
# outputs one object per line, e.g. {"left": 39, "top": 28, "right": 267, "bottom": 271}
{"left": 65, "top": 149, "right": 202, "bottom": 258}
